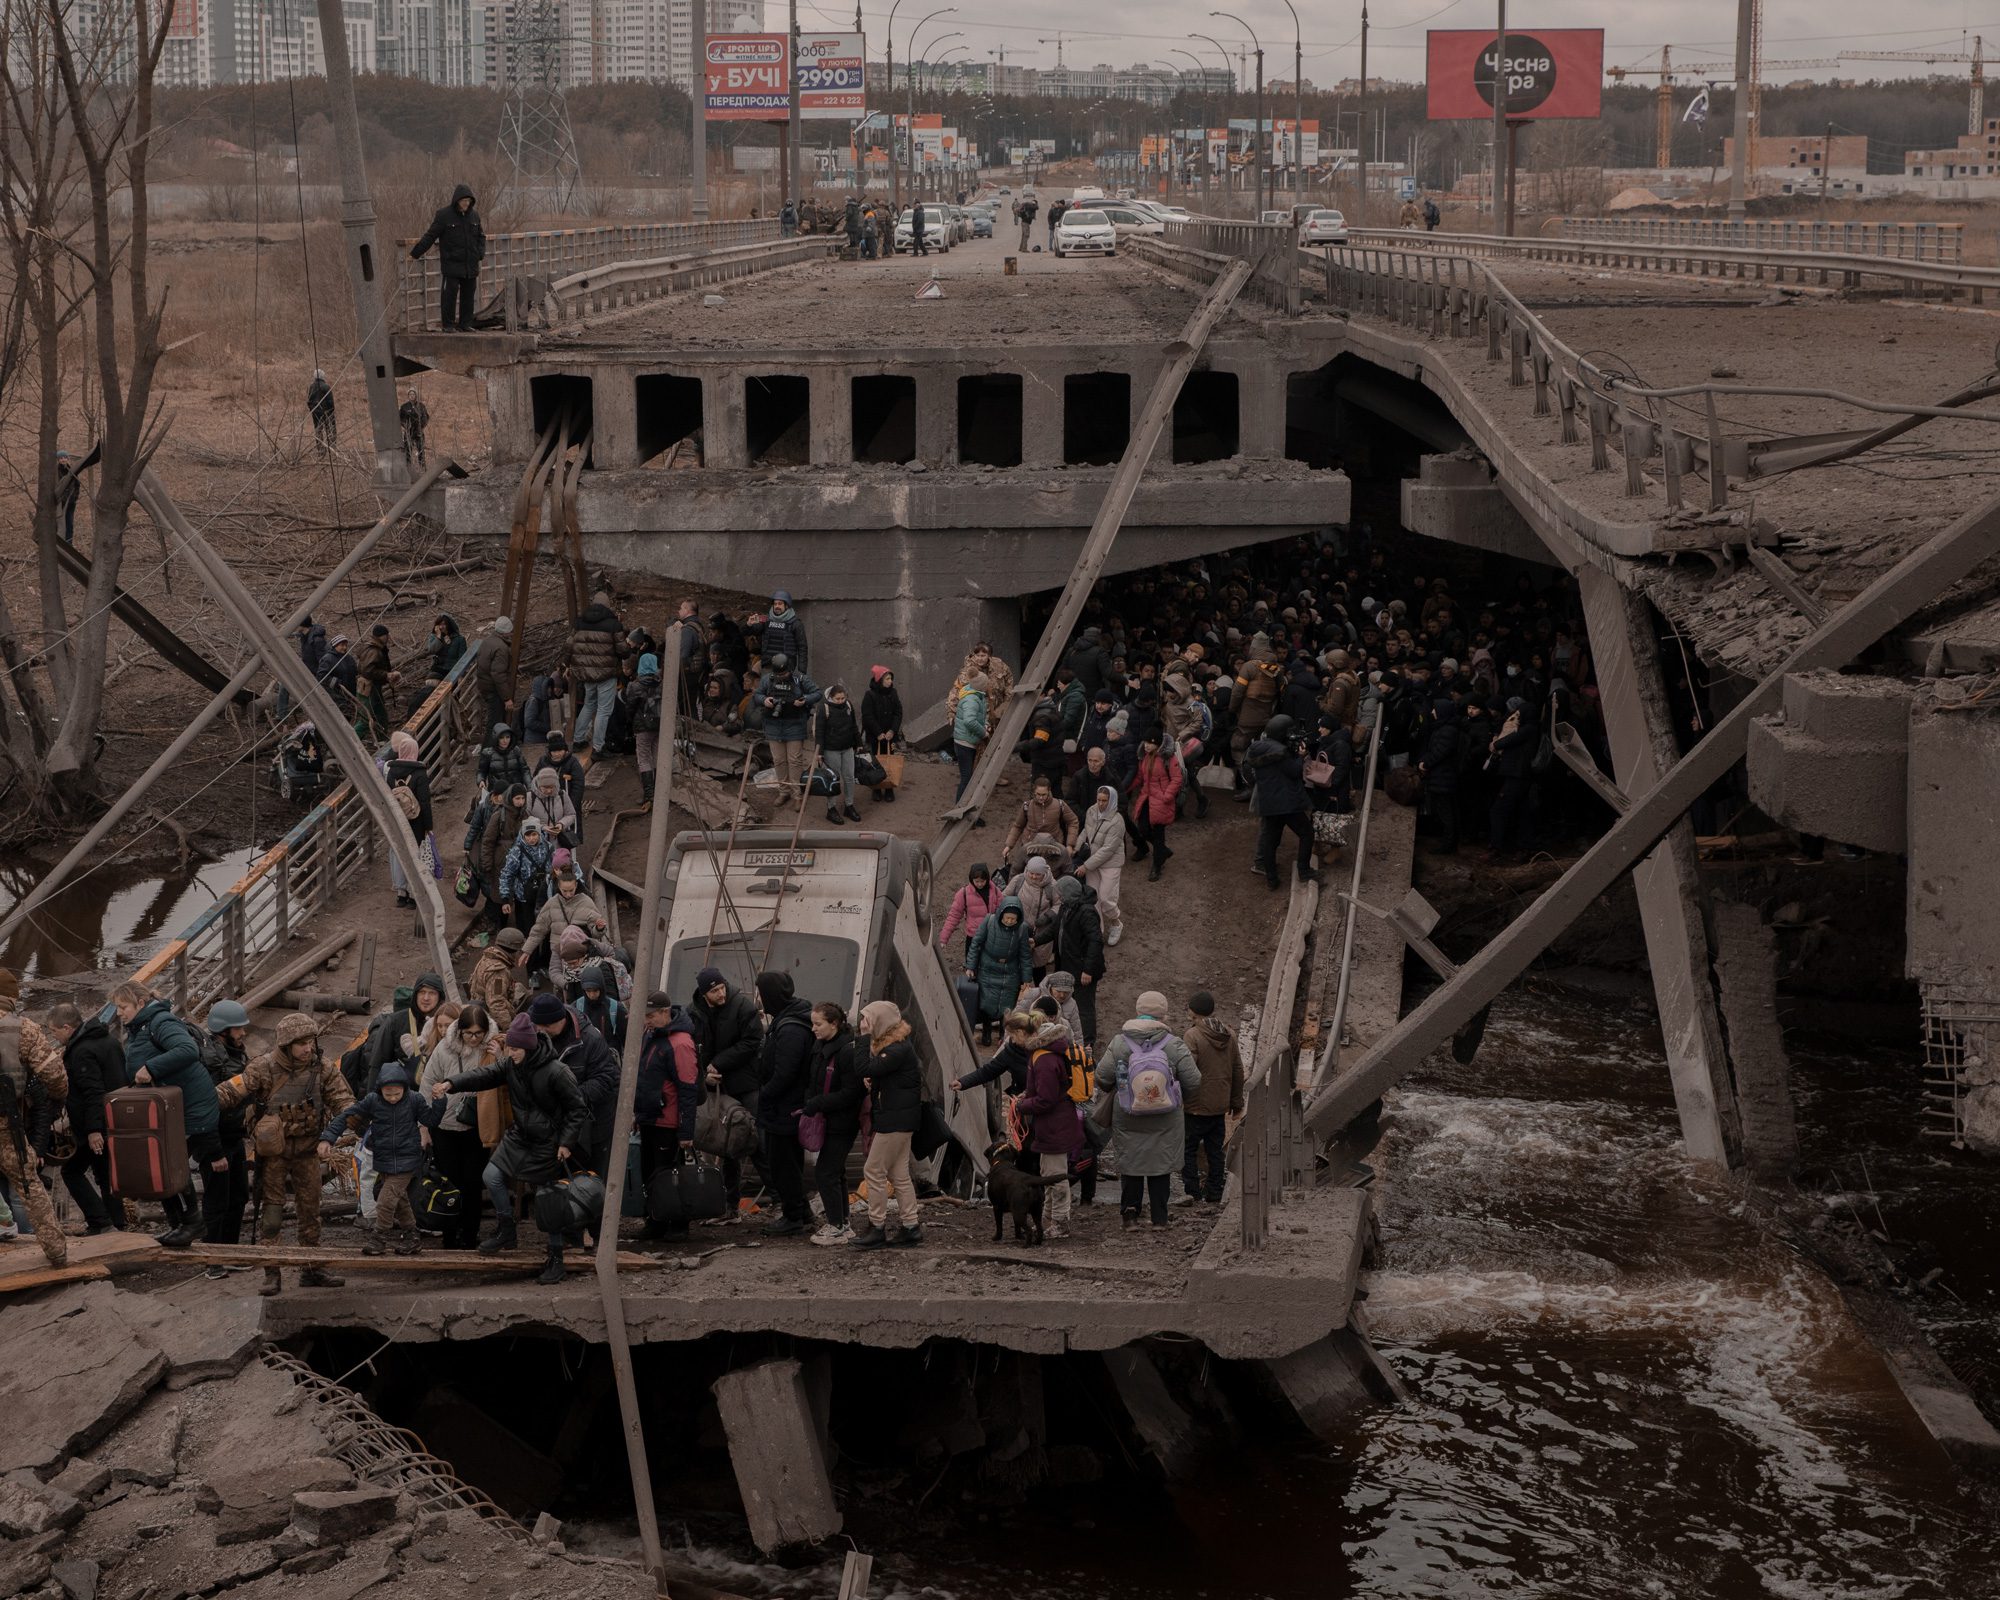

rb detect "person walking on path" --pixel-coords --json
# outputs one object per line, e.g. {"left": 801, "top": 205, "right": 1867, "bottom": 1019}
{"left": 116, "top": 981, "right": 229, "bottom": 1254}
{"left": 46, "top": 1000, "right": 126, "bottom": 1236}
{"left": 320, "top": 1062, "right": 445, "bottom": 1256}
{"left": 568, "top": 590, "right": 624, "bottom": 756}
{"left": 307, "top": 370, "right": 336, "bottom": 454}
{"left": 1180, "top": 991, "right": 1243, "bottom": 1203}
{"left": 0, "top": 971, "right": 68, "bottom": 1267}
{"left": 419, "top": 1005, "right": 498, "bottom": 1250}
{"left": 1131, "top": 733, "right": 1183, "bottom": 881}
{"left": 212, "top": 1009, "right": 353, "bottom": 1293}
{"left": 474, "top": 616, "right": 515, "bottom": 736}
{"left": 912, "top": 201, "right": 929, "bottom": 257}
{"left": 951, "top": 672, "right": 990, "bottom": 805}
{"left": 1246, "top": 713, "right": 1318, "bottom": 890}
{"left": 1076, "top": 784, "right": 1127, "bottom": 947}
{"left": 752, "top": 971, "right": 817, "bottom": 1237}
{"left": 803, "top": 1002, "right": 868, "bottom": 1246}
{"left": 1015, "top": 191, "right": 1039, "bottom": 250}
{"left": 1013, "top": 1012, "right": 1084, "bottom": 1239}
{"left": 410, "top": 183, "right": 486, "bottom": 332}
{"left": 849, "top": 1000, "right": 923, "bottom": 1249}
{"left": 1094, "top": 990, "right": 1202, "bottom": 1228}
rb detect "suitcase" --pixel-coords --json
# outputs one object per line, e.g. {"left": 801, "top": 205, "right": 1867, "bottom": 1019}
{"left": 105, "top": 1086, "right": 187, "bottom": 1201}
{"left": 649, "top": 1158, "right": 727, "bottom": 1224}
{"left": 955, "top": 977, "right": 981, "bottom": 1027}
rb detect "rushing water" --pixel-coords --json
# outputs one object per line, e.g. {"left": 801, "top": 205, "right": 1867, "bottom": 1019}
{"left": 616, "top": 983, "right": 2000, "bottom": 1599}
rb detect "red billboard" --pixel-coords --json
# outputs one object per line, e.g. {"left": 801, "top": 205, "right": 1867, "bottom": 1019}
{"left": 705, "top": 34, "right": 790, "bottom": 121}
{"left": 1426, "top": 29, "right": 1603, "bottom": 120}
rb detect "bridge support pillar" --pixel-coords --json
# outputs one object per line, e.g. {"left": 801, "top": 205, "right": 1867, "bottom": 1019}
{"left": 711, "top": 1357, "right": 841, "bottom": 1553}
{"left": 704, "top": 375, "right": 750, "bottom": 469}
{"left": 1022, "top": 371, "right": 1064, "bottom": 467}
{"left": 592, "top": 370, "right": 639, "bottom": 469}
{"left": 1231, "top": 358, "right": 1286, "bottom": 459}
{"left": 1577, "top": 565, "right": 1742, "bottom": 1168}
{"left": 1401, "top": 453, "right": 1560, "bottom": 566}
{"left": 809, "top": 370, "right": 851, "bottom": 466}
{"left": 1261, "top": 1326, "right": 1405, "bottom": 1440}
{"left": 1101, "top": 1347, "right": 1198, "bottom": 1479}
{"left": 917, "top": 370, "right": 956, "bottom": 466}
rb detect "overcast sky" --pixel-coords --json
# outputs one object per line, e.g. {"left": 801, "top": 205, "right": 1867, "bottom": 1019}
{"left": 807, "top": 1, "right": 1992, "bottom": 86}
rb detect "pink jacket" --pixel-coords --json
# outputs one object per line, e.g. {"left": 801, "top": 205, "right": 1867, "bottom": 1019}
{"left": 1133, "top": 750, "right": 1182, "bottom": 825}
{"left": 940, "top": 879, "right": 1003, "bottom": 947}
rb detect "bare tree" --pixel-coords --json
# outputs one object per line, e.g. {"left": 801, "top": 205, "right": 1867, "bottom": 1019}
{"left": 0, "top": 0, "right": 179, "bottom": 820}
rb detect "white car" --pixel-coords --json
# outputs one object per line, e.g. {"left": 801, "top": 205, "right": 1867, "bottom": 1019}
{"left": 1299, "top": 208, "right": 1348, "bottom": 245}
{"left": 1096, "top": 204, "right": 1165, "bottom": 240}
{"left": 1071, "top": 185, "right": 1105, "bottom": 204}
{"left": 1259, "top": 209, "right": 1291, "bottom": 225}
{"left": 1053, "top": 208, "right": 1116, "bottom": 257}
{"left": 892, "top": 205, "right": 953, "bottom": 253}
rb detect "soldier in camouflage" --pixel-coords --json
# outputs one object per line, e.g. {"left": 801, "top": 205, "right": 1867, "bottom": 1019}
{"left": 0, "top": 970, "right": 67, "bottom": 1267}
{"left": 214, "top": 1010, "right": 351, "bottom": 1294}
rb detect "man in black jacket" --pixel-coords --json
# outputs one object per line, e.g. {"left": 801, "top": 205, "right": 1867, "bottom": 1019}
{"left": 691, "top": 966, "right": 764, "bottom": 1209}
{"left": 1247, "top": 713, "right": 1317, "bottom": 891}
{"left": 46, "top": 1003, "right": 126, "bottom": 1233}
{"left": 1050, "top": 877, "right": 1107, "bottom": 1044}
{"left": 530, "top": 991, "right": 618, "bottom": 1173}
{"left": 410, "top": 183, "right": 486, "bottom": 332}
{"left": 752, "top": 971, "right": 817, "bottom": 1236}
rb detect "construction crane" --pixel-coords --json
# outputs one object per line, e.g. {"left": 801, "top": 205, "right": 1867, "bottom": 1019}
{"left": 1607, "top": 46, "right": 1676, "bottom": 168}
{"left": 1679, "top": 33, "right": 1986, "bottom": 139}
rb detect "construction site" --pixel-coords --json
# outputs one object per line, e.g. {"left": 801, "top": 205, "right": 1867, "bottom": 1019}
{"left": 8, "top": 2, "right": 2000, "bottom": 1597}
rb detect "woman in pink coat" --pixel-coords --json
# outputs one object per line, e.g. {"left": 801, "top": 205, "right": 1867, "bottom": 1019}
{"left": 1131, "top": 733, "right": 1183, "bottom": 882}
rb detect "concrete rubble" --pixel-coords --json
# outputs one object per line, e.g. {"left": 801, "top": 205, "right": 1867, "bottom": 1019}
{"left": 0, "top": 1282, "right": 654, "bottom": 1600}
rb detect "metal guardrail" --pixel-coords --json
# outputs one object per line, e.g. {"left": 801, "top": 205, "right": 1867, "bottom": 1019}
{"left": 1312, "top": 240, "right": 2000, "bottom": 519}
{"left": 1232, "top": 1046, "right": 1315, "bottom": 1250}
{"left": 1163, "top": 218, "right": 1299, "bottom": 314}
{"left": 129, "top": 653, "right": 484, "bottom": 1019}
{"left": 1556, "top": 215, "right": 1964, "bottom": 264}
{"left": 551, "top": 237, "right": 838, "bottom": 326}
{"left": 1337, "top": 226, "right": 2000, "bottom": 303}
{"left": 396, "top": 219, "right": 781, "bottom": 330}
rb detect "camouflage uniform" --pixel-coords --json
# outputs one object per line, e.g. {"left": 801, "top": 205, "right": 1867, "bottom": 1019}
{"left": 467, "top": 945, "right": 520, "bottom": 1030}
{"left": 0, "top": 1000, "right": 68, "bottom": 1267}
{"left": 214, "top": 1013, "right": 352, "bottom": 1245}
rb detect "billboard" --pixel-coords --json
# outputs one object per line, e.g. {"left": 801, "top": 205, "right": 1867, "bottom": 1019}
{"left": 1275, "top": 119, "right": 1320, "bottom": 166}
{"left": 1426, "top": 29, "right": 1603, "bottom": 121}
{"left": 796, "top": 31, "right": 864, "bottom": 120}
{"left": 705, "top": 33, "right": 789, "bottom": 120}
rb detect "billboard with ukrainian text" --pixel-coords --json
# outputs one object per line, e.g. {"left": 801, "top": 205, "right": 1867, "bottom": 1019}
{"left": 1426, "top": 29, "right": 1603, "bottom": 120}
{"left": 797, "top": 32, "right": 865, "bottom": 120}
{"left": 706, "top": 34, "right": 789, "bottom": 121}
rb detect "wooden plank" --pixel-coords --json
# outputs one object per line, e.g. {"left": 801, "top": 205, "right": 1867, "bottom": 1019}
{"left": 0, "top": 1262, "right": 110, "bottom": 1295}
{"left": 1552, "top": 724, "right": 1631, "bottom": 814}
{"left": 242, "top": 930, "right": 359, "bottom": 1014}
{"left": 1305, "top": 484, "right": 2000, "bottom": 1141}
{"left": 0, "top": 1229, "right": 160, "bottom": 1279}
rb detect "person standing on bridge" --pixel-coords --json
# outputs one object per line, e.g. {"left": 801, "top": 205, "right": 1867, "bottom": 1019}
{"left": 758, "top": 654, "right": 823, "bottom": 804}
{"left": 1094, "top": 991, "right": 1201, "bottom": 1229}
{"left": 568, "top": 590, "right": 624, "bottom": 758}
{"left": 1245, "top": 713, "right": 1316, "bottom": 892}
{"left": 1014, "top": 191, "right": 1038, "bottom": 251}
{"left": 781, "top": 199, "right": 798, "bottom": 239}
{"left": 911, "top": 200, "right": 929, "bottom": 257}
{"left": 1046, "top": 196, "right": 1067, "bottom": 248}
{"left": 410, "top": 183, "right": 486, "bottom": 333}
{"left": 762, "top": 590, "right": 807, "bottom": 672}
{"left": 844, "top": 195, "right": 863, "bottom": 257}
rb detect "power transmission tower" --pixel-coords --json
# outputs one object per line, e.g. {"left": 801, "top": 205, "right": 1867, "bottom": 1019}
{"left": 497, "top": 0, "right": 584, "bottom": 215}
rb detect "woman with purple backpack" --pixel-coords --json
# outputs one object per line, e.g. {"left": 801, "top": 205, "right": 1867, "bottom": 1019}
{"left": 1093, "top": 989, "right": 1203, "bottom": 1228}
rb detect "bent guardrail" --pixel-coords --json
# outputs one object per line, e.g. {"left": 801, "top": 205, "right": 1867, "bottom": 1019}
{"left": 549, "top": 236, "right": 838, "bottom": 326}
{"left": 1313, "top": 239, "right": 2000, "bottom": 518}
{"left": 129, "top": 653, "right": 484, "bottom": 1018}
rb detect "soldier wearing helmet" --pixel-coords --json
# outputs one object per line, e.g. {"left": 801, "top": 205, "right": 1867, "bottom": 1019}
{"left": 216, "top": 1010, "right": 352, "bottom": 1294}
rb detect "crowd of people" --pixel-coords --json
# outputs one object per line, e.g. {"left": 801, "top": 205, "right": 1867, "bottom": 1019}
{"left": 0, "top": 522, "right": 1609, "bottom": 1288}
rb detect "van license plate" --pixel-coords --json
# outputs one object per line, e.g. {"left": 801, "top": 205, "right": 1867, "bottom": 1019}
{"left": 741, "top": 850, "right": 815, "bottom": 869}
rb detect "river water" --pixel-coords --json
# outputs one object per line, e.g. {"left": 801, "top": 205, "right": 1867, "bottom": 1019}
{"left": 0, "top": 845, "right": 268, "bottom": 982}
{"left": 641, "top": 983, "right": 1999, "bottom": 1599}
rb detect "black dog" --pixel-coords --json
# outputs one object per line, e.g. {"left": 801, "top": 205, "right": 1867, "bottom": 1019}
{"left": 985, "top": 1140, "right": 1063, "bottom": 1246}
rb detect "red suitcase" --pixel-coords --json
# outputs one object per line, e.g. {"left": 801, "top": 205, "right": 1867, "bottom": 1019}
{"left": 106, "top": 1085, "right": 188, "bottom": 1200}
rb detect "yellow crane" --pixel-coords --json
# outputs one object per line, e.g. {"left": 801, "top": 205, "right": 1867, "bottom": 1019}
{"left": 1606, "top": 46, "right": 1677, "bottom": 168}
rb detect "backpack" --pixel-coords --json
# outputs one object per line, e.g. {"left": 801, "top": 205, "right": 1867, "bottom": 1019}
{"left": 1192, "top": 698, "right": 1214, "bottom": 745}
{"left": 1116, "top": 1032, "right": 1181, "bottom": 1115}
{"left": 391, "top": 776, "right": 421, "bottom": 821}
{"left": 1064, "top": 1041, "right": 1095, "bottom": 1105}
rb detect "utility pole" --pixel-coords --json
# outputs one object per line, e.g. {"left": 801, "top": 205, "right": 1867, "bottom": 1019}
{"left": 692, "top": 0, "right": 709, "bottom": 219}
{"left": 1357, "top": 1, "right": 1369, "bottom": 227}
{"left": 1819, "top": 119, "right": 1832, "bottom": 213}
{"left": 1490, "top": 0, "right": 1506, "bottom": 231}
{"left": 1728, "top": 0, "right": 1751, "bottom": 220}
{"left": 310, "top": 0, "right": 405, "bottom": 488}
{"left": 787, "top": 0, "right": 802, "bottom": 215}
{"left": 1278, "top": 0, "right": 1301, "bottom": 207}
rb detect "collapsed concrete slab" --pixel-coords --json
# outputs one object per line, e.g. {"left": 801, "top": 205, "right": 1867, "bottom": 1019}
{"left": 711, "top": 1358, "right": 842, "bottom": 1554}
{"left": 1747, "top": 669, "right": 1910, "bottom": 854}
{"left": 0, "top": 1284, "right": 169, "bottom": 1478}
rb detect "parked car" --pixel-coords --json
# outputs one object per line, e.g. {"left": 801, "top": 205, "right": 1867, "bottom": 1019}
{"left": 971, "top": 209, "right": 994, "bottom": 238}
{"left": 892, "top": 205, "right": 954, "bottom": 253}
{"left": 1298, "top": 208, "right": 1349, "bottom": 245}
{"left": 1053, "top": 208, "right": 1117, "bottom": 258}
{"left": 1097, "top": 204, "right": 1166, "bottom": 240}
{"left": 1259, "top": 209, "right": 1291, "bottom": 225}
{"left": 1071, "top": 185, "right": 1105, "bottom": 204}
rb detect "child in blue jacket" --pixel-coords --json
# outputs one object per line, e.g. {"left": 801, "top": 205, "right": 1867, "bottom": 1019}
{"left": 320, "top": 1062, "right": 446, "bottom": 1254}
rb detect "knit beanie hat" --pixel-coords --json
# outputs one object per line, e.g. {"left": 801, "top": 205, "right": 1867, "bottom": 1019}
{"left": 505, "top": 1013, "right": 538, "bottom": 1050}
{"left": 528, "top": 992, "right": 568, "bottom": 1025}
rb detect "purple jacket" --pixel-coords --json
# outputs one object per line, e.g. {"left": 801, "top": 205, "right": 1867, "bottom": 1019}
{"left": 1015, "top": 1046, "right": 1084, "bottom": 1157}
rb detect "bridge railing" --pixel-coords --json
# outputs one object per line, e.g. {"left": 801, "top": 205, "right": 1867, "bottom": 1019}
{"left": 1313, "top": 239, "right": 2000, "bottom": 519}
{"left": 1555, "top": 215, "right": 1964, "bottom": 263}
{"left": 1232, "top": 1047, "right": 1316, "bottom": 1249}
{"left": 130, "top": 654, "right": 485, "bottom": 1020}
{"left": 395, "top": 219, "right": 781, "bottom": 330}
{"left": 546, "top": 236, "right": 838, "bottom": 327}
{"left": 1164, "top": 218, "right": 1299, "bottom": 314}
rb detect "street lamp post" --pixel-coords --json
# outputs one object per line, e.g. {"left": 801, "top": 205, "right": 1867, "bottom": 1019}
{"left": 906, "top": 7, "right": 957, "bottom": 202}
{"left": 1212, "top": 12, "right": 1264, "bottom": 217}
{"left": 1189, "top": 32, "right": 1235, "bottom": 208}
{"left": 1171, "top": 49, "right": 1209, "bottom": 209}
{"left": 1277, "top": 0, "right": 1301, "bottom": 206}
